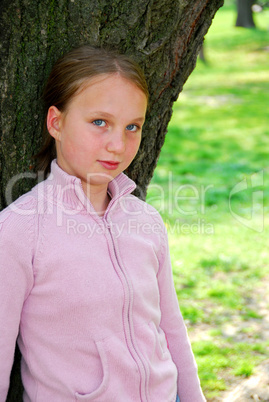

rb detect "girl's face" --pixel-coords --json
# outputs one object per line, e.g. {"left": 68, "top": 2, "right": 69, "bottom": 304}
{"left": 47, "top": 74, "right": 147, "bottom": 195}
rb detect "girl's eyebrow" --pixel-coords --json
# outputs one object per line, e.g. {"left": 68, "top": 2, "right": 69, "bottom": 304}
{"left": 134, "top": 117, "right": 146, "bottom": 124}
{"left": 92, "top": 111, "right": 145, "bottom": 123}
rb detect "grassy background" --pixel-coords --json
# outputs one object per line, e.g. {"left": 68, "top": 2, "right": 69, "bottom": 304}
{"left": 147, "top": 2, "right": 269, "bottom": 400}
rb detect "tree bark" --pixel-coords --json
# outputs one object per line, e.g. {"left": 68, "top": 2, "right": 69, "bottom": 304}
{"left": 0, "top": 0, "right": 223, "bottom": 398}
{"left": 236, "top": 0, "right": 256, "bottom": 28}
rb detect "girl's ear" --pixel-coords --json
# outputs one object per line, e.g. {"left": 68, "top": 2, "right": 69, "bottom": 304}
{"left": 47, "top": 106, "right": 63, "bottom": 141}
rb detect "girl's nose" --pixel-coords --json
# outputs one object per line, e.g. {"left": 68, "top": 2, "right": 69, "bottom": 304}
{"left": 107, "top": 130, "right": 126, "bottom": 154}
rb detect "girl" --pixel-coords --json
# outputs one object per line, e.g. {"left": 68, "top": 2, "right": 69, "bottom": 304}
{"left": 0, "top": 45, "right": 205, "bottom": 402}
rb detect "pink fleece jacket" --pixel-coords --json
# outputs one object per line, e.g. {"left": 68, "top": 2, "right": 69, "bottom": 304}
{"left": 0, "top": 161, "right": 205, "bottom": 402}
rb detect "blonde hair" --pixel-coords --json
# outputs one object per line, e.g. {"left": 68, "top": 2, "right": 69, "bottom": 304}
{"left": 37, "top": 45, "right": 149, "bottom": 175}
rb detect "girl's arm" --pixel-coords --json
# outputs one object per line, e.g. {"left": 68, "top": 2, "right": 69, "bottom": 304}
{"left": 156, "top": 218, "right": 206, "bottom": 402}
{"left": 0, "top": 208, "right": 34, "bottom": 400}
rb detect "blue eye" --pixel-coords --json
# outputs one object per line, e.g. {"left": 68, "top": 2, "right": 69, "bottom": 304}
{"left": 126, "top": 124, "right": 138, "bottom": 132}
{"left": 93, "top": 119, "right": 106, "bottom": 127}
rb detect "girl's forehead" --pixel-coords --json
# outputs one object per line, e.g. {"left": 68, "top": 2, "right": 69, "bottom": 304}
{"left": 72, "top": 74, "right": 148, "bottom": 107}
{"left": 80, "top": 73, "right": 147, "bottom": 98}
{"left": 75, "top": 74, "right": 111, "bottom": 96}
{"left": 67, "top": 74, "right": 115, "bottom": 106}
{"left": 66, "top": 73, "right": 147, "bottom": 115}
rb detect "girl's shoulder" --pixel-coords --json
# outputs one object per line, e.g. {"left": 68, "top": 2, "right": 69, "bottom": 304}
{"left": 0, "top": 190, "right": 39, "bottom": 276}
{"left": 0, "top": 187, "right": 38, "bottom": 234}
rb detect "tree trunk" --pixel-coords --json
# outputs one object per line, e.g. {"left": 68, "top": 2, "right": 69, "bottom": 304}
{"left": 236, "top": 0, "right": 256, "bottom": 28}
{"left": 0, "top": 0, "right": 223, "bottom": 398}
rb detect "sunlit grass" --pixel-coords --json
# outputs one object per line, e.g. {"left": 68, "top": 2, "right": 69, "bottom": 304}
{"left": 147, "top": 2, "right": 269, "bottom": 399}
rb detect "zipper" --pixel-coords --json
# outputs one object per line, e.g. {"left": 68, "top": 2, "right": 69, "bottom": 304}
{"left": 105, "top": 219, "right": 150, "bottom": 402}
{"left": 73, "top": 177, "right": 150, "bottom": 399}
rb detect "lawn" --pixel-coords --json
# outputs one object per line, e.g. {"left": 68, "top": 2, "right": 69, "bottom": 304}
{"left": 147, "top": 2, "right": 269, "bottom": 400}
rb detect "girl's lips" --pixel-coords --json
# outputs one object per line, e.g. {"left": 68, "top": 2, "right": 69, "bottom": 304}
{"left": 98, "top": 160, "right": 120, "bottom": 170}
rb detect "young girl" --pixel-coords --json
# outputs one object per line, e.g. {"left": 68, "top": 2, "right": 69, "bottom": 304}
{"left": 0, "top": 45, "right": 205, "bottom": 402}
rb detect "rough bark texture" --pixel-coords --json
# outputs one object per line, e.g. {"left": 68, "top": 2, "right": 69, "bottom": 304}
{"left": 0, "top": 0, "right": 223, "bottom": 399}
{"left": 236, "top": 0, "right": 256, "bottom": 28}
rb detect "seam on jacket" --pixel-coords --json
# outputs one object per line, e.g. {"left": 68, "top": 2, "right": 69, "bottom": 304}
{"left": 19, "top": 324, "right": 39, "bottom": 401}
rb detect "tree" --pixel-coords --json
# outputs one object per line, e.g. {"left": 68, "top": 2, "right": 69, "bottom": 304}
{"left": 0, "top": 0, "right": 223, "bottom": 398}
{"left": 236, "top": 0, "right": 256, "bottom": 28}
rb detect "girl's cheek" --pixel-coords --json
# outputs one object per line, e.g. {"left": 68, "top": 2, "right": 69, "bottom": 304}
{"left": 62, "top": 137, "right": 79, "bottom": 158}
{"left": 134, "top": 135, "right": 142, "bottom": 150}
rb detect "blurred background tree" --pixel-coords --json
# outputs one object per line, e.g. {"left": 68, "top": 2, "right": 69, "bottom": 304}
{"left": 235, "top": 0, "right": 269, "bottom": 28}
{"left": 236, "top": 0, "right": 256, "bottom": 27}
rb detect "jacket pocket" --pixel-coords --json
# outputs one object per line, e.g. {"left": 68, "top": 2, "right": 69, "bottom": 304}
{"left": 75, "top": 340, "right": 109, "bottom": 401}
{"left": 74, "top": 332, "right": 140, "bottom": 401}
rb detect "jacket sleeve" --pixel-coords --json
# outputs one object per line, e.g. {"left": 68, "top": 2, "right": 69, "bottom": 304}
{"left": 156, "top": 217, "right": 206, "bottom": 402}
{"left": 0, "top": 208, "right": 34, "bottom": 401}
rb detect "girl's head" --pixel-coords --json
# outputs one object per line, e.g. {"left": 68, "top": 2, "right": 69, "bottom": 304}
{"left": 38, "top": 45, "right": 149, "bottom": 175}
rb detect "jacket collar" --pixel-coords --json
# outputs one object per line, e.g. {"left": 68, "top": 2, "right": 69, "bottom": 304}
{"left": 45, "top": 160, "right": 136, "bottom": 214}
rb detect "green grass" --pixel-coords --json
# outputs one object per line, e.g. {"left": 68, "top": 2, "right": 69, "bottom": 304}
{"left": 147, "top": 3, "right": 269, "bottom": 400}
